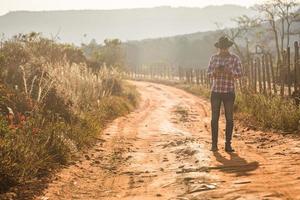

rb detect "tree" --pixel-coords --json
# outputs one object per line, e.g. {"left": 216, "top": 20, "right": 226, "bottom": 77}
{"left": 215, "top": 16, "right": 259, "bottom": 62}
{"left": 273, "top": 0, "right": 300, "bottom": 49}
{"left": 100, "top": 39, "right": 124, "bottom": 68}
{"left": 255, "top": 2, "right": 282, "bottom": 63}
{"left": 254, "top": 0, "right": 300, "bottom": 62}
{"left": 81, "top": 39, "right": 125, "bottom": 70}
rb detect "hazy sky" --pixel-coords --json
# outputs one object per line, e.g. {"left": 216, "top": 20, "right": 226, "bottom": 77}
{"left": 1, "top": 0, "right": 261, "bottom": 15}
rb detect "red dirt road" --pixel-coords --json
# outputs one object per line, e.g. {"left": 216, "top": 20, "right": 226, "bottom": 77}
{"left": 37, "top": 81, "right": 300, "bottom": 200}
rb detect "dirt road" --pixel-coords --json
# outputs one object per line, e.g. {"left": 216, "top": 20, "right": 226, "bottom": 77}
{"left": 38, "top": 81, "right": 300, "bottom": 200}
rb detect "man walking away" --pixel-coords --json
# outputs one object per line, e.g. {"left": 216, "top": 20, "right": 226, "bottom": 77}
{"left": 207, "top": 36, "right": 243, "bottom": 152}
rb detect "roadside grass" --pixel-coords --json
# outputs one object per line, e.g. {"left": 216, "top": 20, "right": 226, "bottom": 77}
{"left": 0, "top": 83, "right": 139, "bottom": 195}
{"left": 235, "top": 91, "right": 300, "bottom": 132}
{"left": 0, "top": 33, "right": 140, "bottom": 197}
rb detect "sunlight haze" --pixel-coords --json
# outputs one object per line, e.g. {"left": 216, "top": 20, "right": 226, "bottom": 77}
{"left": 1, "top": 0, "right": 260, "bottom": 15}
{"left": 1, "top": 0, "right": 300, "bottom": 199}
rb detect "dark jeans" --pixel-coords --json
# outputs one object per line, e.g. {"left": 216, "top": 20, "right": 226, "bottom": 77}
{"left": 210, "top": 91, "right": 235, "bottom": 147}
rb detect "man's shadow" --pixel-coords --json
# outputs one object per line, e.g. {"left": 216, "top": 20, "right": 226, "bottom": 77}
{"left": 213, "top": 151, "right": 259, "bottom": 177}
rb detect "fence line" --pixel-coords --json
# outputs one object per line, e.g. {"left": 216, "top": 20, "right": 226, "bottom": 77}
{"left": 125, "top": 41, "right": 300, "bottom": 98}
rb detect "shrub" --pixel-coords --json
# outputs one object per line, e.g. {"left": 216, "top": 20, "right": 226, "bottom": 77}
{"left": 122, "top": 83, "right": 140, "bottom": 108}
{"left": 236, "top": 92, "right": 300, "bottom": 131}
{"left": 0, "top": 118, "right": 71, "bottom": 190}
{"left": 0, "top": 33, "right": 87, "bottom": 90}
{"left": 0, "top": 93, "right": 138, "bottom": 193}
{"left": 0, "top": 33, "right": 139, "bottom": 195}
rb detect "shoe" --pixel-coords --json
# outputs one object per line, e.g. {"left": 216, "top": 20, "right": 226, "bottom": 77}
{"left": 210, "top": 146, "right": 219, "bottom": 152}
{"left": 225, "top": 145, "right": 235, "bottom": 152}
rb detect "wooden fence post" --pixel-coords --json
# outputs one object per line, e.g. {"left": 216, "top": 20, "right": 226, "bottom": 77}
{"left": 185, "top": 68, "right": 188, "bottom": 83}
{"left": 196, "top": 69, "right": 200, "bottom": 85}
{"left": 204, "top": 69, "right": 208, "bottom": 87}
{"left": 178, "top": 66, "right": 181, "bottom": 81}
{"left": 251, "top": 57, "right": 255, "bottom": 91}
{"left": 269, "top": 53, "right": 277, "bottom": 95}
{"left": 287, "top": 47, "right": 292, "bottom": 96}
{"left": 207, "top": 70, "right": 210, "bottom": 88}
{"left": 280, "top": 50, "right": 286, "bottom": 97}
{"left": 246, "top": 58, "right": 251, "bottom": 90}
{"left": 200, "top": 70, "right": 204, "bottom": 85}
{"left": 257, "top": 57, "right": 262, "bottom": 94}
{"left": 265, "top": 54, "right": 272, "bottom": 95}
{"left": 294, "top": 41, "right": 299, "bottom": 92}
{"left": 262, "top": 55, "right": 267, "bottom": 95}
{"left": 253, "top": 59, "right": 256, "bottom": 92}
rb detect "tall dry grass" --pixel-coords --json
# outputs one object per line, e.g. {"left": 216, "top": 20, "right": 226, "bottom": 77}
{"left": 235, "top": 92, "right": 300, "bottom": 131}
{"left": 46, "top": 61, "right": 123, "bottom": 112}
{"left": 0, "top": 34, "right": 138, "bottom": 196}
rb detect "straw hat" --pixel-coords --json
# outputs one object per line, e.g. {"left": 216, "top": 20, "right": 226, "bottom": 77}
{"left": 214, "top": 36, "right": 234, "bottom": 49}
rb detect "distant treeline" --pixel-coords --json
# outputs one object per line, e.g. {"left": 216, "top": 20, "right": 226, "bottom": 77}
{"left": 81, "top": 31, "right": 223, "bottom": 69}
{"left": 123, "top": 32, "right": 218, "bottom": 69}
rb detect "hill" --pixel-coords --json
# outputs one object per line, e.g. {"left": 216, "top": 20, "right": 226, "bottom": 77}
{"left": 0, "top": 5, "right": 254, "bottom": 44}
{"left": 123, "top": 11, "right": 300, "bottom": 68}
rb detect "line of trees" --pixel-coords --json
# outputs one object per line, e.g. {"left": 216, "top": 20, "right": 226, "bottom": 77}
{"left": 81, "top": 38, "right": 125, "bottom": 71}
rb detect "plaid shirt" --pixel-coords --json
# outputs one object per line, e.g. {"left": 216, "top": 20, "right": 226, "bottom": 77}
{"left": 207, "top": 53, "right": 243, "bottom": 93}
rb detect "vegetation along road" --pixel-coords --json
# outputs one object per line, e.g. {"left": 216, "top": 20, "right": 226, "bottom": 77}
{"left": 38, "top": 81, "right": 300, "bottom": 200}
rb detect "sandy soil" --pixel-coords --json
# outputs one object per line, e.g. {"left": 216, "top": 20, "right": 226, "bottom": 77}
{"left": 36, "top": 81, "right": 300, "bottom": 200}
